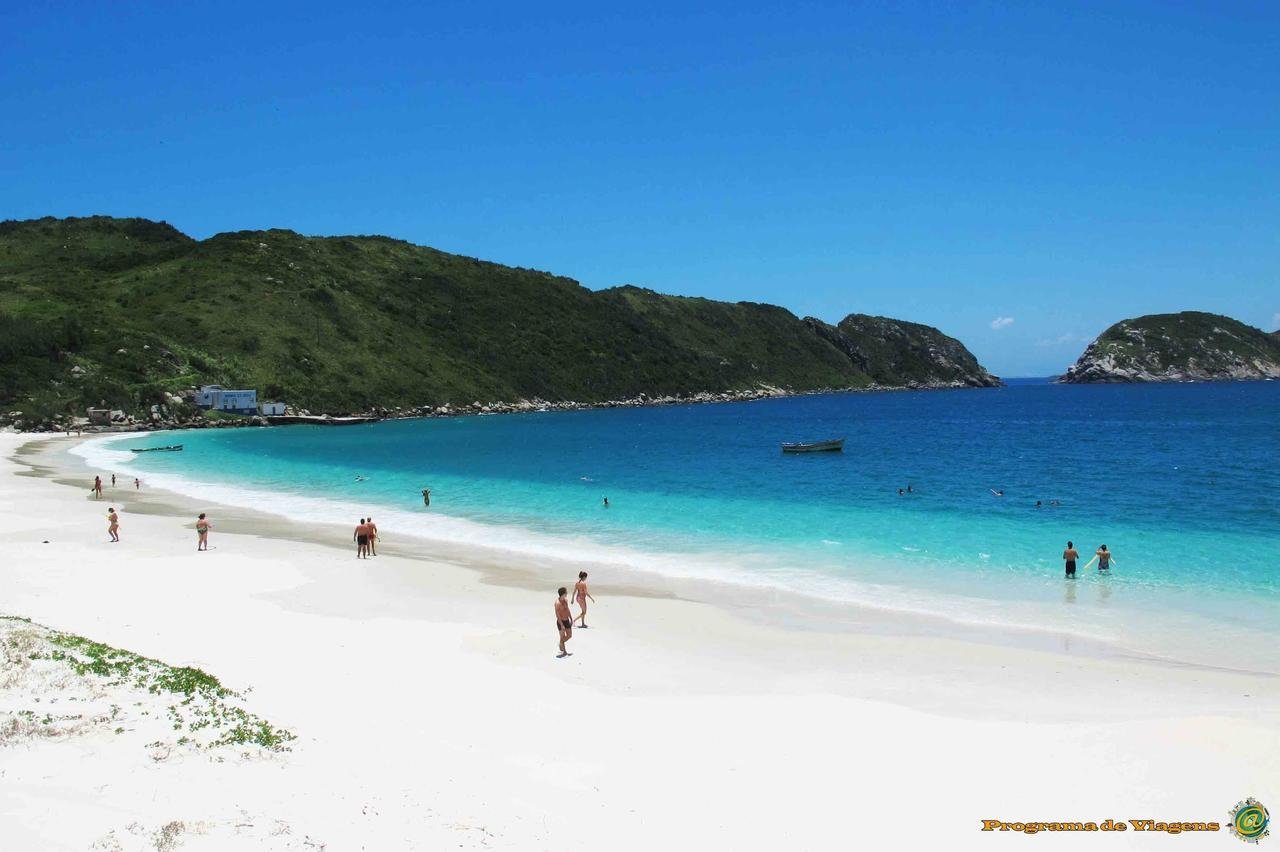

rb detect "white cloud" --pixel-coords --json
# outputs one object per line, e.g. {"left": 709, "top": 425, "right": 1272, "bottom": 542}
{"left": 1037, "top": 332, "right": 1081, "bottom": 348}
{"left": 989, "top": 316, "right": 1014, "bottom": 330}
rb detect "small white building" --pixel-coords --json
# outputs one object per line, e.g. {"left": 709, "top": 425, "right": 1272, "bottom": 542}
{"left": 195, "top": 385, "right": 259, "bottom": 415}
{"left": 259, "top": 401, "right": 286, "bottom": 416}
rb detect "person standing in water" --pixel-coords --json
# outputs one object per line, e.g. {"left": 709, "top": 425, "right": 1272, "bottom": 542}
{"left": 421, "top": 488, "right": 431, "bottom": 507}
{"left": 366, "top": 516, "right": 379, "bottom": 556}
{"left": 602, "top": 496, "right": 609, "bottom": 508}
{"left": 555, "top": 587, "right": 574, "bottom": 657}
{"left": 106, "top": 507, "right": 119, "bottom": 542}
{"left": 196, "top": 513, "right": 210, "bottom": 551}
{"left": 93, "top": 476, "right": 103, "bottom": 499}
{"left": 1093, "top": 544, "right": 1114, "bottom": 573}
{"left": 574, "top": 571, "right": 596, "bottom": 628}
{"left": 1063, "top": 540, "right": 1079, "bottom": 579}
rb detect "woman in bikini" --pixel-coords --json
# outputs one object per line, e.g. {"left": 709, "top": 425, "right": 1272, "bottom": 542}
{"left": 107, "top": 508, "right": 119, "bottom": 542}
{"left": 574, "top": 571, "right": 596, "bottom": 628}
{"left": 196, "top": 513, "right": 211, "bottom": 551}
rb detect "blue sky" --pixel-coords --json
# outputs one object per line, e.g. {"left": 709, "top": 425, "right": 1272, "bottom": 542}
{"left": 2, "top": 1, "right": 1277, "bottom": 376}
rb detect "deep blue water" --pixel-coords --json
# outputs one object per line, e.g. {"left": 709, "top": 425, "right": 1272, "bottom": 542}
{"left": 94, "top": 380, "right": 1280, "bottom": 666}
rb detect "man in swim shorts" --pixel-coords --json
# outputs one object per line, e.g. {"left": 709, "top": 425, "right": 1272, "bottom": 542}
{"left": 354, "top": 518, "right": 369, "bottom": 559}
{"left": 1063, "top": 540, "right": 1079, "bottom": 578}
{"left": 555, "top": 587, "right": 573, "bottom": 657}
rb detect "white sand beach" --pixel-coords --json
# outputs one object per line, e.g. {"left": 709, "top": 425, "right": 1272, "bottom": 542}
{"left": 1, "top": 432, "right": 1277, "bottom": 850}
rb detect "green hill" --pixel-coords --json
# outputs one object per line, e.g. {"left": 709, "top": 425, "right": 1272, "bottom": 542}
{"left": 0, "top": 216, "right": 999, "bottom": 426}
{"left": 1061, "top": 311, "right": 1280, "bottom": 383}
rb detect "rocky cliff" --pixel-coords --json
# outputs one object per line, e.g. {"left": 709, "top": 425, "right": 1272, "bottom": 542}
{"left": 806, "top": 314, "right": 1002, "bottom": 388}
{"left": 1060, "top": 312, "right": 1280, "bottom": 383}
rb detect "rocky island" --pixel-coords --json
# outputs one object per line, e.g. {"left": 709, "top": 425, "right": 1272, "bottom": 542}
{"left": 1060, "top": 311, "right": 1280, "bottom": 383}
{"left": 0, "top": 216, "right": 1000, "bottom": 430}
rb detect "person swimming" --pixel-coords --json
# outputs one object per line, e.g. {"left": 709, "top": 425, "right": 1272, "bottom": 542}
{"left": 602, "top": 496, "right": 609, "bottom": 507}
{"left": 990, "top": 489, "right": 1004, "bottom": 497}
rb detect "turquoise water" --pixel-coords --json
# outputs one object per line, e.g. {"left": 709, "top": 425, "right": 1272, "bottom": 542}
{"left": 87, "top": 380, "right": 1280, "bottom": 667}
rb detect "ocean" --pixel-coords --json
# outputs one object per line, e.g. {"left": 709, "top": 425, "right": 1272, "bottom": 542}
{"left": 80, "top": 379, "right": 1280, "bottom": 670}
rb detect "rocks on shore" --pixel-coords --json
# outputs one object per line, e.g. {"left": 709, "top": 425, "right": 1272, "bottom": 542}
{"left": 1061, "top": 312, "right": 1280, "bottom": 384}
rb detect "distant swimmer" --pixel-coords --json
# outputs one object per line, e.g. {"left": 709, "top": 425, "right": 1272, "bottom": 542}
{"left": 990, "top": 489, "right": 1004, "bottom": 497}
{"left": 898, "top": 488, "right": 905, "bottom": 496}
{"left": 555, "top": 587, "right": 573, "bottom": 657}
{"left": 1035, "top": 500, "right": 1042, "bottom": 509}
{"left": 602, "top": 496, "right": 609, "bottom": 508}
{"left": 906, "top": 485, "right": 913, "bottom": 494}
{"left": 354, "top": 518, "right": 370, "bottom": 559}
{"left": 421, "top": 488, "right": 431, "bottom": 507}
{"left": 1049, "top": 499, "right": 1061, "bottom": 506}
{"left": 1063, "top": 540, "right": 1079, "bottom": 579}
{"left": 573, "top": 571, "right": 596, "bottom": 629}
{"left": 196, "top": 513, "right": 211, "bottom": 551}
{"left": 367, "top": 516, "right": 379, "bottom": 556}
{"left": 106, "top": 507, "right": 119, "bottom": 542}
{"left": 355, "top": 475, "right": 368, "bottom": 483}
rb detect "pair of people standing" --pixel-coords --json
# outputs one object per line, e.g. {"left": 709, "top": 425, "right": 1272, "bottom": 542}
{"left": 1062, "top": 541, "right": 1115, "bottom": 578}
{"left": 353, "top": 517, "right": 379, "bottom": 558}
{"left": 554, "top": 572, "right": 596, "bottom": 657}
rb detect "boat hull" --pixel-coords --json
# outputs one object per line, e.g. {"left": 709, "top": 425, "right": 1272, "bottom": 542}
{"left": 781, "top": 438, "right": 844, "bottom": 453}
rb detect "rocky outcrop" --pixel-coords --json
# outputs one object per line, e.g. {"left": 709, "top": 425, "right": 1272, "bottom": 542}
{"left": 805, "top": 315, "right": 1002, "bottom": 388}
{"left": 1061, "top": 312, "right": 1280, "bottom": 383}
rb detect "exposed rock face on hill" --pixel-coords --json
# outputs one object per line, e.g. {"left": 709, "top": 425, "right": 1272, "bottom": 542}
{"left": 1060, "top": 312, "right": 1280, "bottom": 383}
{"left": 0, "top": 216, "right": 1001, "bottom": 426}
{"left": 806, "top": 315, "right": 1002, "bottom": 388}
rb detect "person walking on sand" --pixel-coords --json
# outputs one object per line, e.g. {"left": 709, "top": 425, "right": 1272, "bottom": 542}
{"left": 555, "top": 587, "right": 574, "bottom": 657}
{"left": 1063, "top": 540, "right": 1079, "bottom": 579}
{"left": 111, "top": 473, "right": 116, "bottom": 488}
{"left": 354, "top": 518, "right": 370, "bottom": 559}
{"left": 196, "top": 513, "right": 211, "bottom": 551}
{"left": 93, "top": 476, "right": 103, "bottom": 499}
{"left": 573, "top": 571, "right": 596, "bottom": 628}
{"left": 421, "top": 488, "right": 431, "bottom": 507}
{"left": 106, "top": 507, "right": 119, "bottom": 542}
{"left": 367, "top": 516, "right": 379, "bottom": 556}
{"left": 134, "top": 477, "right": 140, "bottom": 490}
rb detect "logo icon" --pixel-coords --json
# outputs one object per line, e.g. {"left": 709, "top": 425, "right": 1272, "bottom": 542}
{"left": 1229, "top": 798, "right": 1270, "bottom": 844}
